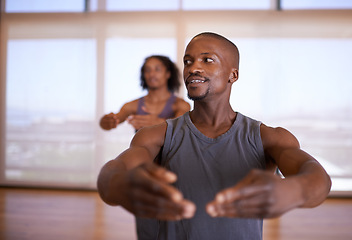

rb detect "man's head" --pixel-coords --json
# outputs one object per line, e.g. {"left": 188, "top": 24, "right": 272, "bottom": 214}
{"left": 183, "top": 32, "right": 240, "bottom": 101}
{"left": 191, "top": 32, "right": 240, "bottom": 69}
{"left": 140, "top": 55, "right": 180, "bottom": 93}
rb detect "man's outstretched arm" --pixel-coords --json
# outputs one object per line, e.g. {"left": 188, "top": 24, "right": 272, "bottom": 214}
{"left": 206, "top": 124, "right": 331, "bottom": 218}
{"left": 97, "top": 123, "right": 196, "bottom": 220}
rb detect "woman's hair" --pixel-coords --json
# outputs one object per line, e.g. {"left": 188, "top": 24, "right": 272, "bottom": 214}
{"left": 140, "top": 55, "right": 181, "bottom": 93}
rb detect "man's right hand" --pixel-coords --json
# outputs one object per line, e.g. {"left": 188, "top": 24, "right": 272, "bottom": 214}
{"left": 121, "top": 163, "right": 196, "bottom": 220}
{"left": 100, "top": 113, "right": 120, "bottom": 130}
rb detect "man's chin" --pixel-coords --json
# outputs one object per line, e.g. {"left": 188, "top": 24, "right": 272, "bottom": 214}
{"left": 187, "top": 87, "right": 210, "bottom": 101}
{"left": 188, "top": 94, "right": 207, "bottom": 101}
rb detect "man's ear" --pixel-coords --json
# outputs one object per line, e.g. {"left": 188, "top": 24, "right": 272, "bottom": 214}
{"left": 228, "top": 68, "right": 239, "bottom": 83}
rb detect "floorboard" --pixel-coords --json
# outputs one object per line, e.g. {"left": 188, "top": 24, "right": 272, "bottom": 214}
{"left": 0, "top": 188, "right": 351, "bottom": 240}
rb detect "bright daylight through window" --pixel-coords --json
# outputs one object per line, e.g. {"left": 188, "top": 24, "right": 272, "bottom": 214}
{"left": 1, "top": 0, "right": 352, "bottom": 194}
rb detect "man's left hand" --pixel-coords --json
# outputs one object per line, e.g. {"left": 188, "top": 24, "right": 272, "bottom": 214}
{"left": 206, "top": 169, "right": 303, "bottom": 219}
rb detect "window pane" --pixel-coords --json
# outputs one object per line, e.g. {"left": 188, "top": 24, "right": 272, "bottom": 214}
{"left": 106, "top": 0, "right": 179, "bottom": 11}
{"left": 230, "top": 38, "right": 352, "bottom": 192}
{"left": 6, "top": 39, "right": 96, "bottom": 187}
{"left": 5, "top": 0, "right": 85, "bottom": 13}
{"left": 102, "top": 38, "right": 177, "bottom": 160}
{"left": 104, "top": 38, "right": 177, "bottom": 113}
{"left": 282, "top": 0, "right": 352, "bottom": 10}
{"left": 89, "top": 0, "right": 98, "bottom": 11}
{"left": 183, "top": 0, "right": 270, "bottom": 10}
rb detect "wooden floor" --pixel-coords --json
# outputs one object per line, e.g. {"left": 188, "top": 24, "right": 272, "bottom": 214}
{"left": 0, "top": 188, "right": 351, "bottom": 240}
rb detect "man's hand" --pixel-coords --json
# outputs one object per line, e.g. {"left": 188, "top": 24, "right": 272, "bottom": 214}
{"left": 206, "top": 169, "right": 303, "bottom": 219}
{"left": 100, "top": 113, "right": 120, "bottom": 130}
{"left": 123, "top": 163, "right": 196, "bottom": 220}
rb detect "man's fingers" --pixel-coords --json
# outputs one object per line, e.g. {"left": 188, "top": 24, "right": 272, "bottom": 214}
{"left": 126, "top": 163, "right": 196, "bottom": 220}
{"left": 213, "top": 177, "right": 253, "bottom": 204}
{"left": 133, "top": 174, "right": 182, "bottom": 202}
{"left": 207, "top": 190, "right": 271, "bottom": 218}
{"left": 215, "top": 183, "right": 270, "bottom": 204}
{"left": 133, "top": 197, "right": 196, "bottom": 220}
{"left": 182, "top": 200, "right": 197, "bottom": 218}
{"left": 130, "top": 174, "right": 196, "bottom": 220}
{"left": 130, "top": 164, "right": 181, "bottom": 202}
{"left": 144, "top": 163, "right": 178, "bottom": 183}
{"left": 213, "top": 169, "right": 272, "bottom": 204}
{"left": 207, "top": 170, "right": 281, "bottom": 218}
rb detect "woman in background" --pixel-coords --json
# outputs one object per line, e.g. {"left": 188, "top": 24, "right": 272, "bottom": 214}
{"left": 100, "top": 55, "right": 190, "bottom": 131}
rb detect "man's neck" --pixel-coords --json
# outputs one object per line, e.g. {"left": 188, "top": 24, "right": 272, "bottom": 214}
{"left": 189, "top": 102, "right": 237, "bottom": 138}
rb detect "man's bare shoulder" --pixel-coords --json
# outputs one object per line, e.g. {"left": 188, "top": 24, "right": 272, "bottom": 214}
{"left": 260, "top": 124, "right": 300, "bottom": 151}
{"left": 132, "top": 122, "right": 168, "bottom": 148}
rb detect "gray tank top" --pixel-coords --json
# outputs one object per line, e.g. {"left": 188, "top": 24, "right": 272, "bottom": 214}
{"left": 136, "top": 112, "right": 266, "bottom": 240}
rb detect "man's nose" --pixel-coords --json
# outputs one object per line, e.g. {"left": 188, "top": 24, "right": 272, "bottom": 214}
{"left": 188, "top": 61, "right": 203, "bottom": 74}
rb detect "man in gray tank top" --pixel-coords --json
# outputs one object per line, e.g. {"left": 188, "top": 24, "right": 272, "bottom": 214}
{"left": 97, "top": 32, "right": 331, "bottom": 240}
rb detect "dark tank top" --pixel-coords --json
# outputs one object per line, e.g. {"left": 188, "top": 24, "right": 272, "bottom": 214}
{"left": 136, "top": 94, "right": 176, "bottom": 119}
{"left": 136, "top": 112, "right": 266, "bottom": 240}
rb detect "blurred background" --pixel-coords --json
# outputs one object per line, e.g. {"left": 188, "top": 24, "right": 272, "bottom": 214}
{"left": 1, "top": 0, "right": 351, "bottom": 195}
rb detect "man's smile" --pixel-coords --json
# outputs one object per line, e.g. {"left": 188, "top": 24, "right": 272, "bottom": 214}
{"left": 185, "top": 74, "right": 209, "bottom": 86}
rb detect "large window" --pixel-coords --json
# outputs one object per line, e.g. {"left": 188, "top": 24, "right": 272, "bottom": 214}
{"left": 230, "top": 38, "right": 352, "bottom": 192}
{"left": 6, "top": 39, "right": 97, "bottom": 187}
{"left": 1, "top": 0, "right": 352, "bottom": 195}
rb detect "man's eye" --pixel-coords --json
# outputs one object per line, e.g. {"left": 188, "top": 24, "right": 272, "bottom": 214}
{"left": 184, "top": 59, "right": 191, "bottom": 65}
{"left": 205, "top": 58, "right": 214, "bottom": 63}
